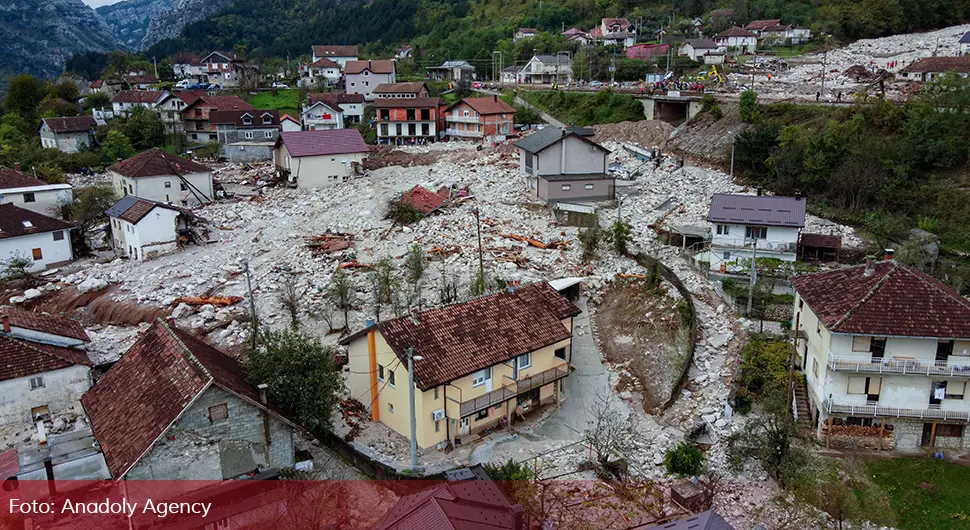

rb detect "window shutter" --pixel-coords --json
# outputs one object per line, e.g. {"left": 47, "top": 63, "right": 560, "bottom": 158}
{"left": 847, "top": 376, "right": 867, "bottom": 394}
{"left": 852, "top": 336, "right": 871, "bottom": 352}
{"left": 867, "top": 377, "right": 881, "bottom": 394}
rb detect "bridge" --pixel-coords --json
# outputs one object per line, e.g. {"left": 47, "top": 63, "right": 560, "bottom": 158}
{"left": 511, "top": 85, "right": 706, "bottom": 125}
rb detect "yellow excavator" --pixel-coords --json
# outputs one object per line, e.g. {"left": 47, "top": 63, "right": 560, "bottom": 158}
{"left": 697, "top": 65, "right": 725, "bottom": 84}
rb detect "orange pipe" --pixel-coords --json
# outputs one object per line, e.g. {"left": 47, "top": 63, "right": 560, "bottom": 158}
{"left": 368, "top": 328, "right": 380, "bottom": 422}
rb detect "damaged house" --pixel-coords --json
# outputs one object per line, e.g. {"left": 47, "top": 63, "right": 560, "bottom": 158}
{"left": 109, "top": 149, "right": 214, "bottom": 207}
{"left": 706, "top": 193, "right": 805, "bottom": 274}
{"left": 514, "top": 127, "right": 615, "bottom": 205}
{"left": 106, "top": 196, "right": 201, "bottom": 261}
{"left": 274, "top": 129, "right": 370, "bottom": 188}
{"left": 82, "top": 320, "right": 299, "bottom": 480}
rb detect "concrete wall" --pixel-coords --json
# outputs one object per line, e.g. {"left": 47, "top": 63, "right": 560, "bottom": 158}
{"left": 533, "top": 135, "right": 607, "bottom": 176}
{"left": 40, "top": 125, "right": 91, "bottom": 154}
{"left": 709, "top": 224, "right": 799, "bottom": 271}
{"left": 346, "top": 71, "right": 396, "bottom": 100}
{"left": 0, "top": 230, "right": 74, "bottom": 272}
{"left": 224, "top": 143, "right": 275, "bottom": 163}
{"left": 216, "top": 127, "right": 279, "bottom": 148}
{"left": 538, "top": 177, "right": 614, "bottom": 202}
{"left": 111, "top": 170, "right": 213, "bottom": 206}
{"left": 0, "top": 365, "right": 91, "bottom": 426}
{"left": 275, "top": 144, "right": 367, "bottom": 189}
{"left": 0, "top": 186, "right": 72, "bottom": 219}
{"left": 113, "top": 207, "right": 180, "bottom": 261}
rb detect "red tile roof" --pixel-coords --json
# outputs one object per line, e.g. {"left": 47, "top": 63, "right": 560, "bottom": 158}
{"left": 310, "top": 57, "right": 340, "bottom": 69}
{"left": 280, "top": 114, "right": 299, "bottom": 124}
{"left": 0, "top": 449, "right": 17, "bottom": 481}
{"left": 715, "top": 27, "right": 757, "bottom": 38}
{"left": 401, "top": 185, "right": 449, "bottom": 215}
{"left": 792, "top": 261, "right": 970, "bottom": 338}
{"left": 344, "top": 60, "right": 396, "bottom": 75}
{"left": 183, "top": 95, "right": 254, "bottom": 113}
{"left": 0, "top": 334, "right": 91, "bottom": 383}
{"left": 454, "top": 97, "right": 516, "bottom": 115}
{"left": 82, "top": 320, "right": 297, "bottom": 479}
{"left": 312, "top": 45, "right": 359, "bottom": 58}
{"left": 170, "top": 53, "right": 202, "bottom": 66}
{"left": 744, "top": 19, "right": 783, "bottom": 31}
{"left": 901, "top": 57, "right": 970, "bottom": 74}
{"left": 0, "top": 168, "right": 45, "bottom": 190}
{"left": 373, "top": 82, "right": 429, "bottom": 95}
{"left": 603, "top": 17, "right": 632, "bottom": 27}
{"left": 108, "top": 149, "right": 211, "bottom": 179}
{"left": 517, "top": 28, "right": 539, "bottom": 33}
{"left": 0, "top": 204, "right": 74, "bottom": 239}
{"left": 307, "top": 92, "right": 365, "bottom": 109}
{"left": 277, "top": 129, "right": 370, "bottom": 158}
{"left": 379, "top": 481, "right": 518, "bottom": 530}
{"left": 112, "top": 90, "right": 163, "bottom": 104}
{"left": 374, "top": 283, "right": 579, "bottom": 390}
{"left": 90, "top": 80, "right": 103, "bottom": 89}
{"left": 3, "top": 307, "right": 89, "bottom": 342}
{"left": 109, "top": 197, "right": 180, "bottom": 224}
{"left": 43, "top": 116, "right": 97, "bottom": 133}
{"left": 373, "top": 97, "right": 443, "bottom": 109}
{"left": 123, "top": 74, "right": 159, "bottom": 85}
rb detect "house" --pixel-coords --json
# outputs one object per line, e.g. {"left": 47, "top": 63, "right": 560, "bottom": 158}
{"left": 518, "top": 55, "right": 573, "bottom": 84}
{"left": 311, "top": 45, "right": 359, "bottom": 68}
{"left": 426, "top": 60, "right": 476, "bottom": 83}
{"left": 514, "top": 127, "right": 615, "bottom": 204}
{"left": 340, "top": 282, "right": 580, "bottom": 449}
{"left": 374, "top": 97, "right": 447, "bottom": 144}
{"left": 743, "top": 19, "right": 811, "bottom": 44}
{"left": 961, "top": 32, "right": 970, "bottom": 55}
{"left": 122, "top": 73, "right": 159, "bottom": 90}
{"left": 280, "top": 114, "right": 301, "bottom": 132}
{"left": 501, "top": 66, "right": 522, "bottom": 84}
{"left": 378, "top": 466, "right": 525, "bottom": 529}
{"left": 626, "top": 43, "right": 670, "bottom": 60}
{"left": 315, "top": 92, "right": 365, "bottom": 125}
{"left": 111, "top": 90, "right": 164, "bottom": 118}
{"left": 170, "top": 52, "right": 204, "bottom": 80}
{"left": 679, "top": 39, "right": 724, "bottom": 62}
{"left": 373, "top": 81, "right": 430, "bottom": 99}
{"left": 514, "top": 27, "right": 539, "bottom": 42}
{"left": 899, "top": 57, "right": 970, "bottom": 82}
{"left": 306, "top": 57, "right": 342, "bottom": 87}
{"left": 274, "top": 129, "right": 370, "bottom": 188}
{"left": 211, "top": 110, "right": 281, "bottom": 162}
{"left": 562, "top": 27, "right": 592, "bottom": 46}
{"left": 0, "top": 309, "right": 92, "bottom": 427}
{"left": 589, "top": 17, "right": 637, "bottom": 48}
{"left": 0, "top": 204, "right": 74, "bottom": 271}
{"left": 792, "top": 259, "right": 970, "bottom": 449}
{"left": 181, "top": 95, "right": 255, "bottom": 143}
{"left": 445, "top": 96, "right": 516, "bottom": 141}
{"left": 345, "top": 60, "right": 397, "bottom": 100}
{"left": 155, "top": 90, "right": 205, "bottom": 134}
{"left": 201, "top": 51, "right": 254, "bottom": 89}
{"left": 301, "top": 93, "right": 366, "bottom": 130}
{"left": 643, "top": 511, "right": 735, "bottom": 530}
{"left": 105, "top": 195, "right": 190, "bottom": 261}
{"left": 396, "top": 44, "right": 413, "bottom": 59}
{"left": 38, "top": 116, "right": 96, "bottom": 154}
{"left": 82, "top": 320, "right": 300, "bottom": 480}
{"left": 707, "top": 193, "right": 805, "bottom": 273}
{"left": 714, "top": 27, "right": 758, "bottom": 54}
{"left": 0, "top": 166, "right": 73, "bottom": 218}
{"left": 109, "top": 149, "right": 213, "bottom": 206}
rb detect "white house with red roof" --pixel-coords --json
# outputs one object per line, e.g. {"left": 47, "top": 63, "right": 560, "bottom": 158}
{"left": 589, "top": 17, "right": 637, "bottom": 47}
{"left": 0, "top": 204, "right": 75, "bottom": 272}
{"left": 311, "top": 45, "right": 359, "bottom": 68}
{"left": 105, "top": 195, "right": 189, "bottom": 261}
{"left": 280, "top": 114, "right": 301, "bottom": 132}
{"left": 273, "top": 129, "right": 370, "bottom": 188}
{"left": 713, "top": 27, "right": 758, "bottom": 54}
{"left": 39, "top": 116, "right": 97, "bottom": 153}
{"left": 0, "top": 166, "right": 72, "bottom": 218}
{"left": 792, "top": 259, "right": 970, "bottom": 450}
{"left": 109, "top": 149, "right": 213, "bottom": 207}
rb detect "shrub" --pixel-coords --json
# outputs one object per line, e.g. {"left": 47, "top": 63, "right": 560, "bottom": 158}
{"left": 664, "top": 443, "right": 705, "bottom": 477}
{"left": 740, "top": 90, "right": 759, "bottom": 123}
{"left": 385, "top": 199, "right": 424, "bottom": 225}
{"left": 192, "top": 142, "right": 223, "bottom": 160}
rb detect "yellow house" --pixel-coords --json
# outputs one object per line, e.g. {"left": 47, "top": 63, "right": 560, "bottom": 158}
{"left": 340, "top": 282, "right": 580, "bottom": 449}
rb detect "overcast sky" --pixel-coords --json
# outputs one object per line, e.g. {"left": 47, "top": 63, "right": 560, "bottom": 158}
{"left": 83, "top": 0, "right": 124, "bottom": 7}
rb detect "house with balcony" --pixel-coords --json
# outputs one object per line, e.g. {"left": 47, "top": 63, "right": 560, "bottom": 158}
{"left": 200, "top": 51, "right": 251, "bottom": 89}
{"left": 340, "top": 282, "right": 580, "bottom": 449}
{"left": 306, "top": 58, "right": 342, "bottom": 87}
{"left": 707, "top": 193, "right": 805, "bottom": 274}
{"left": 792, "top": 259, "right": 970, "bottom": 449}
{"left": 713, "top": 27, "right": 758, "bottom": 54}
{"left": 302, "top": 93, "right": 365, "bottom": 129}
{"left": 444, "top": 96, "right": 515, "bottom": 141}
{"left": 210, "top": 109, "right": 281, "bottom": 162}
{"left": 743, "top": 19, "right": 812, "bottom": 45}
{"left": 589, "top": 17, "right": 637, "bottom": 48}
{"left": 373, "top": 82, "right": 429, "bottom": 99}
{"left": 111, "top": 90, "right": 164, "bottom": 118}
{"left": 374, "top": 97, "right": 446, "bottom": 144}
{"left": 518, "top": 55, "right": 573, "bottom": 84}
{"left": 181, "top": 95, "right": 254, "bottom": 143}
{"left": 156, "top": 91, "right": 205, "bottom": 134}
{"left": 514, "top": 127, "right": 615, "bottom": 204}
{"left": 345, "top": 60, "right": 397, "bottom": 100}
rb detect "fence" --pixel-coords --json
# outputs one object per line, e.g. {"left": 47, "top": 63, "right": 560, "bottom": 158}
{"left": 316, "top": 430, "right": 445, "bottom": 482}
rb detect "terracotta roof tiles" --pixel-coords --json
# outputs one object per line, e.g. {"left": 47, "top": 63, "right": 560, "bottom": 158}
{"left": 108, "top": 149, "right": 211, "bottom": 179}
{"left": 344, "top": 60, "right": 396, "bottom": 75}
{"left": 400, "top": 185, "right": 449, "bottom": 215}
{"left": 0, "top": 204, "right": 74, "bottom": 239}
{"left": 0, "top": 335, "right": 91, "bottom": 383}
{"left": 453, "top": 97, "right": 516, "bottom": 115}
{"left": 311, "top": 45, "right": 359, "bottom": 58}
{"left": 112, "top": 90, "right": 164, "bottom": 104}
{"left": 901, "top": 56, "right": 970, "bottom": 74}
{"left": 43, "top": 116, "right": 97, "bottom": 134}
{"left": 0, "top": 168, "right": 45, "bottom": 190}
{"left": 2, "top": 307, "right": 89, "bottom": 342}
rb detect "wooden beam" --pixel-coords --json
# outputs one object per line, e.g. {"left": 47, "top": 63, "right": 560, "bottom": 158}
{"left": 826, "top": 415, "right": 833, "bottom": 448}
{"left": 930, "top": 421, "right": 938, "bottom": 450}
{"left": 878, "top": 417, "right": 886, "bottom": 451}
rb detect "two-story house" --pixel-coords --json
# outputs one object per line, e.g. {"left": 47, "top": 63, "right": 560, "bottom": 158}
{"left": 307, "top": 57, "right": 342, "bottom": 87}
{"left": 340, "top": 282, "right": 580, "bottom": 449}
{"left": 589, "top": 17, "right": 637, "bottom": 48}
{"left": 311, "top": 45, "right": 359, "bottom": 68}
{"left": 201, "top": 51, "right": 250, "bottom": 89}
{"left": 426, "top": 61, "right": 476, "bottom": 83}
{"left": 713, "top": 27, "right": 758, "bottom": 54}
{"left": 109, "top": 149, "right": 213, "bottom": 206}
{"left": 155, "top": 91, "right": 205, "bottom": 134}
{"left": 39, "top": 116, "right": 97, "bottom": 153}
{"left": 706, "top": 193, "right": 805, "bottom": 274}
{"left": 181, "top": 95, "right": 255, "bottom": 143}
{"left": 0, "top": 166, "right": 72, "bottom": 218}
{"left": 122, "top": 73, "right": 159, "bottom": 90}
{"left": 82, "top": 320, "right": 300, "bottom": 480}
{"left": 374, "top": 97, "right": 446, "bottom": 144}
{"left": 373, "top": 82, "right": 430, "bottom": 99}
{"left": 0, "top": 204, "right": 75, "bottom": 272}
{"left": 514, "top": 28, "right": 539, "bottom": 42}
{"left": 562, "top": 27, "right": 592, "bottom": 46}
{"left": 743, "top": 19, "right": 811, "bottom": 45}
{"left": 273, "top": 129, "right": 370, "bottom": 188}
{"left": 514, "top": 127, "right": 615, "bottom": 204}
{"left": 345, "top": 60, "right": 397, "bottom": 100}
{"left": 518, "top": 55, "right": 573, "bottom": 84}
{"left": 170, "top": 52, "right": 204, "bottom": 81}
{"left": 0, "top": 309, "right": 92, "bottom": 427}
{"left": 111, "top": 90, "right": 164, "bottom": 118}
{"left": 106, "top": 195, "right": 190, "bottom": 261}
{"left": 211, "top": 109, "right": 281, "bottom": 162}
{"left": 300, "top": 93, "right": 364, "bottom": 130}
{"left": 899, "top": 57, "right": 970, "bottom": 82}
{"left": 679, "top": 39, "right": 725, "bottom": 64}
{"left": 792, "top": 259, "right": 970, "bottom": 449}
{"left": 445, "top": 96, "right": 516, "bottom": 141}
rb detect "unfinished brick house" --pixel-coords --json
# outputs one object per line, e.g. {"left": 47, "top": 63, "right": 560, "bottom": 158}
{"left": 374, "top": 97, "right": 447, "bottom": 144}
{"left": 445, "top": 96, "right": 516, "bottom": 141}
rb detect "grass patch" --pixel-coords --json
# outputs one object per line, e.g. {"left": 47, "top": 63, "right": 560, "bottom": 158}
{"left": 866, "top": 457, "right": 970, "bottom": 529}
{"left": 244, "top": 89, "right": 300, "bottom": 116}
{"left": 519, "top": 90, "right": 644, "bottom": 127}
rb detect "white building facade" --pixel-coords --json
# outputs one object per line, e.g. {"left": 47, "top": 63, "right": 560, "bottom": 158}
{"left": 0, "top": 204, "right": 74, "bottom": 272}
{"left": 707, "top": 193, "right": 805, "bottom": 273}
{"left": 109, "top": 149, "right": 213, "bottom": 207}
{"left": 106, "top": 197, "right": 185, "bottom": 261}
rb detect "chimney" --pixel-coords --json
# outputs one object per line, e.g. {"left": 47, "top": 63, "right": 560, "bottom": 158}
{"left": 257, "top": 383, "right": 268, "bottom": 405}
{"left": 864, "top": 255, "right": 875, "bottom": 276}
{"left": 1, "top": 314, "right": 8, "bottom": 334}
{"left": 511, "top": 505, "right": 525, "bottom": 530}
{"left": 884, "top": 248, "right": 895, "bottom": 261}
{"left": 493, "top": 94, "right": 498, "bottom": 102}
{"left": 15, "top": 162, "right": 21, "bottom": 171}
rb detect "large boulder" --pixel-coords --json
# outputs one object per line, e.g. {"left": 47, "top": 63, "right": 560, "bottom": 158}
{"left": 77, "top": 277, "right": 108, "bottom": 294}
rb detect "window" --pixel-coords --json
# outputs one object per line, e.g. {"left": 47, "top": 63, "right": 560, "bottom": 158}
{"left": 31, "top": 248, "right": 42, "bottom": 260}
{"left": 388, "top": 403, "right": 394, "bottom": 413}
{"left": 208, "top": 403, "right": 228, "bottom": 421}
{"left": 716, "top": 224, "right": 730, "bottom": 235}
{"left": 555, "top": 347, "right": 566, "bottom": 360}
{"left": 812, "top": 358, "right": 819, "bottom": 378}
{"left": 937, "top": 340, "right": 955, "bottom": 360}
{"left": 435, "top": 420, "right": 440, "bottom": 432}
{"left": 262, "top": 115, "right": 272, "bottom": 125}
{"left": 52, "top": 231, "right": 64, "bottom": 241}
{"left": 387, "top": 369, "right": 396, "bottom": 387}
{"left": 852, "top": 336, "right": 871, "bottom": 352}
{"left": 584, "top": 184, "right": 594, "bottom": 190}
{"left": 476, "top": 409, "right": 488, "bottom": 421}
{"left": 945, "top": 381, "right": 966, "bottom": 400}
{"left": 22, "top": 220, "right": 33, "bottom": 228}
{"left": 472, "top": 367, "right": 492, "bottom": 387}
{"left": 434, "top": 387, "right": 439, "bottom": 400}
{"left": 31, "top": 405, "right": 50, "bottom": 421}
{"left": 745, "top": 226, "right": 767, "bottom": 239}
{"left": 561, "top": 184, "right": 571, "bottom": 191}
{"left": 264, "top": 131, "right": 274, "bottom": 139}
{"left": 378, "top": 364, "right": 385, "bottom": 382}
{"left": 722, "top": 251, "right": 731, "bottom": 260}
{"left": 180, "top": 182, "right": 188, "bottom": 191}
{"left": 524, "top": 151, "right": 534, "bottom": 173}
{"left": 245, "top": 131, "right": 254, "bottom": 139}
{"left": 164, "top": 181, "right": 172, "bottom": 189}
{"left": 242, "top": 116, "right": 252, "bottom": 125}
{"left": 22, "top": 192, "right": 35, "bottom": 203}
{"left": 847, "top": 376, "right": 880, "bottom": 396}
{"left": 937, "top": 424, "right": 965, "bottom": 437}
{"left": 517, "top": 353, "right": 531, "bottom": 370}
{"left": 29, "top": 376, "right": 44, "bottom": 390}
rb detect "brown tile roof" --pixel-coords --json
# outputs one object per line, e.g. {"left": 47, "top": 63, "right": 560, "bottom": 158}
{"left": 400, "top": 185, "right": 449, "bottom": 215}
{"left": 3, "top": 307, "right": 89, "bottom": 342}
{"left": 344, "top": 60, "right": 396, "bottom": 75}
{"left": 112, "top": 198, "right": 179, "bottom": 224}
{"left": 0, "top": 204, "right": 74, "bottom": 239}
{"left": 277, "top": 129, "right": 370, "bottom": 157}
{"left": 209, "top": 109, "right": 280, "bottom": 128}
{"left": 90, "top": 80, "right": 103, "bottom": 89}
{"left": 108, "top": 148, "right": 210, "bottom": 179}
{"left": 379, "top": 480, "right": 517, "bottom": 530}
{"left": 123, "top": 74, "right": 159, "bottom": 85}
{"left": 0, "top": 168, "right": 45, "bottom": 190}
{"left": 43, "top": 116, "right": 97, "bottom": 134}
{"left": 373, "top": 97, "right": 443, "bottom": 109}
{"left": 309, "top": 57, "right": 340, "bottom": 69}
{"left": 901, "top": 56, "right": 970, "bottom": 74}
{"left": 312, "top": 45, "right": 359, "bottom": 58}
{"left": 373, "top": 82, "right": 428, "bottom": 95}
{"left": 792, "top": 261, "right": 970, "bottom": 338}
{"left": 715, "top": 27, "right": 757, "bottom": 38}
{"left": 170, "top": 53, "right": 202, "bottom": 66}
{"left": 799, "top": 233, "right": 841, "bottom": 249}
{"left": 82, "top": 320, "right": 297, "bottom": 478}
{"left": 183, "top": 95, "right": 254, "bottom": 113}
{"left": 454, "top": 97, "right": 516, "bottom": 115}
{"left": 0, "top": 334, "right": 91, "bottom": 383}
{"left": 111, "top": 90, "right": 163, "bottom": 104}
{"left": 375, "top": 283, "right": 579, "bottom": 390}
{"left": 744, "top": 19, "right": 783, "bottom": 30}
{"left": 517, "top": 28, "right": 539, "bottom": 33}
{"left": 307, "top": 92, "right": 365, "bottom": 110}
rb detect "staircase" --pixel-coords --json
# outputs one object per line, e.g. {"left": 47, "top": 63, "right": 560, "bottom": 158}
{"left": 793, "top": 378, "right": 812, "bottom": 429}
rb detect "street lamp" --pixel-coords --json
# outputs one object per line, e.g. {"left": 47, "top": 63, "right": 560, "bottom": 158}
{"left": 406, "top": 346, "right": 423, "bottom": 468}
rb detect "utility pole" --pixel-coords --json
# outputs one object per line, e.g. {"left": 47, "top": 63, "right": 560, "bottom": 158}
{"left": 746, "top": 240, "right": 758, "bottom": 315}
{"left": 730, "top": 141, "right": 735, "bottom": 178}
{"left": 474, "top": 208, "right": 484, "bottom": 283}
{"left": 406, "top": 346, "right": 423, "bottom": 468}
{"left": 245, "top": 261, "right": 257, "bottom": 349}
{"left": 820, "top": 49, "right": 827, "bottom": 99}
{"left": 609, "top": 55, "right": 616, "bottom": 86}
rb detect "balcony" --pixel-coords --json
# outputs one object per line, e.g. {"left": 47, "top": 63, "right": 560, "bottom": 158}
{"left": 828, "top": 354, "right": 970, "bottom": 378}
{"left": 823, "top": 399, "right": 970, "bottom": 422}
{"left": 448, "top": 115, "right": 481, "bottom": 124}
{"left": 446, "top": 128, "right": 484, "bottom": 138}
{"left": 458, "top": 364, "right": 569, "bottom": 417}
{"left": 711, "top": 238, "right": 797, "bottom": 253}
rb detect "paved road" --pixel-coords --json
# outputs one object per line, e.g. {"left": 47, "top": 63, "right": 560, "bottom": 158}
{"left": 478, "top": 88, "right": 565, "bottom": 128}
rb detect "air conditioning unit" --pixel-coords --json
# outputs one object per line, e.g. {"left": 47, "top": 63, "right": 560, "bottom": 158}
{"left": 432, "top": 409, "right": 446, "bottom": 421}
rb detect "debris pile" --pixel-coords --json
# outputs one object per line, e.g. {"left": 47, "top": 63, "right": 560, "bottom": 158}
{"left": 305, "top": 232, "right": 356, "bottom": 255}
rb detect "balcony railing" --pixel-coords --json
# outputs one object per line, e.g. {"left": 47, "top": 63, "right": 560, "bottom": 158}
{"left": 823, "top": 399, "right": 970, "bottom": 422}
{"left": 458, "top": 364, "right": 569, "bottom": 417}
{"left": 711, "top": 238, "right": 797, "bottom": 253}
{"left": 446, "top": 128, "right": 484, "bottom": 138}
{"left": 828, "top": 354, "right": 970, "bottom": 378}
{"left": 447, "top": 115, "right": 481, "bottom": 124}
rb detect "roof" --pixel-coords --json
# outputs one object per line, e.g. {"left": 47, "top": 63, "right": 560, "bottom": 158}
{"left": 373, "top": 82, "right": 428, "bottom": 95}
{"left": 169, "top": 52, "right": 202, "bottom": 66}
{"left": 0, "top": 449, "right": 17, "bottom": 481}
{"left": 357, "top": 283, "right": 579, "bottom": 390}
{"left": 307, "top": 92, "right": 365, "bottom": 108}
{"left": 435, "top": 60, "right": 474, "bottom": 70}
{"left": 799, "top": 233, "right": 842, "bottom": 249}
{"left": 344, "top": 60, "right": 396, "bottom": 75}
{"left": 109, "top": 149, "right": 210, "bottom": 179}
{"left": 0, "top": 168, "right": 45, "bottom": 190}
{"left": 202, "top": 50, "right": 240, "bottom": 62}
{"left": 514, "top": 127, "right": 604, "bottom": 155}
{"left": 312, "top": 45, "right": 359, "bottom": 58}
{"left": 517, "top": 27, "right": 539, "bottom": 33}
{"left": 502, "top": 66, "right": 522, "bottom": 73}
{"left": 562, "top": 27, "right": 586, "bottom": 35}
{"left": 379, "top": 480, "right": 519, "bottom": 530}
{"left": 280, "top": 114, "right": 300, "bottom": 124}
{"left": 684, "top": 39, "right": 720, "bottom": 49}
{"left": 209, "top": 109, "right": 280, "bottom": 127}
{"left": 2, "top": 307, "right": 89, "bottom": 343}
{"left": 533, "top": 55, "right": 572, "bottom": 65}
{"left": 277, "top": 129, "right": 370, "bottom": 158}
{"left": 603, "top": 17, "right": 633, "bottom": 27}
{"left": 0, "top": 204, "right": 74, "bottom": 239}
{"left": 400, "top": 185, "right": 449, "bottom": 215}
{"left": 309, "top": 57, "right": 340, "bottom": 69}
{"left": 707, "top": 193, "right": 806, "bottom": 227}
{"left": 105, "top": 195, "right": 181, "bottom": 224}
{"left": 792, "top": 261, "right": 970, "bottom": 339}
{"left": 90, "top": 80, "right": 103, "bottom": 89}
{"left": 111, "top": 90, "right": 163, "bottom": 104}
{"left": 715, "top": 27, "right": 756, "bottom": 38}
{"left": 452, "top": 97, "right": 516, "bottom": 115}
{"left": 539, "top": 173, "right": 614, "bottom": 181}
{"left": 183, "top": 95, "right": 254, "bottom": 112}
{"left": 961, "top": 32, "right": 970, "bottom": 44}
{"left": 43, "top": 116, "right": 97, "bottom": 134}
{"left": 373, "top": 97, "right": 444, "bottom": 109}
{"left": 81, "top": 320, "right": 297, "bottom": 479}
{"left": 744, "top": 19, "right": 783, "bottom": 30}
{"left": 0, "top": 334, "right": 91, "bottom": 383}
{"left": 647, "top": 510, "right": 735, "bottom": 530}
{"left": 900, "top": 56, "right": 970, "bottom": 74}
{"left": 123, "top": 74, "right": 159, "bottom": 85}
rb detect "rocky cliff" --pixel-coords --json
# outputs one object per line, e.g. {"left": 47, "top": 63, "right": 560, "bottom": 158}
{"left": 96, "top": 0, "right": 173, "bottom": 50}
{"left": 140, "top": 0, "right": 232, "bottom": 49}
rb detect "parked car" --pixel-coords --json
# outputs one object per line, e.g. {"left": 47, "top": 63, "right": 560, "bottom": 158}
{"left": 472, "top": 82, "right": 483, "bottom": 89}
{"left": 175, "top": 79, "right": 191, "bottom": 89}
{"left": 589, "top": 80, "right": 604, "bottom": 88}
{"left": 272, "top": 82, "right": 289, "bottom": 89}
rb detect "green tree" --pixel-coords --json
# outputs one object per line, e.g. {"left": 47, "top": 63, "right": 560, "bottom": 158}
{"left": 83, "top": 91, "right": 112, "bottom": 111}
{"left": 124, "top": 107, "right": 165, "bottom": 150}
{"left": 371, "top": 257, "right": 400, "bottom": 320}
{"left": 246, "top": 328, "right": 344, "bottom": 433}
{"left": 101, "top": 130, "right": 135, "bottom": 163}
{"left": 664, "top": 443, "right": 706, "bottom": 477}
{"left": 4, "top": 75, "right": 46, "bottom": 124}
{"left": 484, "top": 459, "right": 534, "bottom": 481}
{"left": 740, "top": 90, "right": 759, "bottom": 123}
{"left": 607, "top": 219, "right": 633, "bottom": 255}
{"left": 69, "top": 185, "right": 117, "bottom": 254}
{"left": 48, "top": 80, "right": 80, "bottom": 103}
{"left": 402, "top": 244, "right": 426, "bottom": 308}
{"left": 327, "top": 267, "right": 356, "bottom": 329}
{"left": 577, "top": 214, "right": 602, "bottom": 262}
{"left": 739, "top": 338, "right": 792, "bottom": 395}
{"left": 726, "top": 385, "right": 805, "bottom": 484}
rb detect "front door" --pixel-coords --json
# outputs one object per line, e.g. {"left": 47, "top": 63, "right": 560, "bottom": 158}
{"left": 921, "top": 423, "right": 934, "bottom": 447}
{"left": 459, "top": 417, "right": 470, "bottom": 436}
{"left": 870, "top": 337, "right": 887, "bottom": 361}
